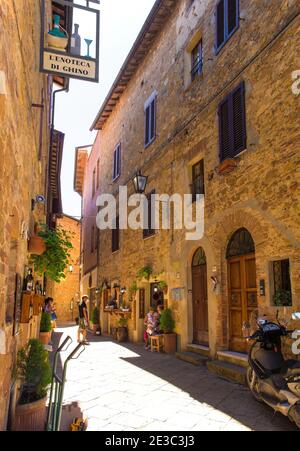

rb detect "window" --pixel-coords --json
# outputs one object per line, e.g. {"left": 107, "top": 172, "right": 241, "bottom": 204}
{"left": 139, "top": 288, "right": 145, "bottom": 319}
{"left": 192, "top": 160, "right": 205, "bottom": 201}
{"left": 113, "top": 144, "right": 121, "bottom": 181}
{"left": 218, "top": 81, "right": 246, "bottom": 161}
{"left": 92, "top": 168, "right": 96, "bottom": 197}
{"left": 191, "top": 40, "right": 203, "bottom": 81}
{"left": 216, "top": 0, "right": 239, "bottom": 52}
{"left": 271, "top": 259, "right": 292, "bottom": 307}
{"left": 143, "top": 190, "right": 156, "bottom": 239}
{"left": 96, "top": 158, "right": 100, "bottom": 190}
{"left": 145, "top": 93, "right": 157, "bottom": 147}
{"left": 112, "top": 216, "right": 120, "bottom": 253}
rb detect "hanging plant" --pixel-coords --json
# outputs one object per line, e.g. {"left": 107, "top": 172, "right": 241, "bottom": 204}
{"left": 158, "top": 280, "right": 168, "bottom": 294}
{"left": 30, "top": 224, "right": 73, "bottom": 283}
{"left": 129, "top": 281, "right": 138, "bottom": 300}
{"left": 136, "top": 265, "right": 153, "bottom": 281}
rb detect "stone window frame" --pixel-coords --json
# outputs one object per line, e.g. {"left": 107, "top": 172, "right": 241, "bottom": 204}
{"left": 268, "top": 257, "right": 293, "bottom": 308}
{"left": 112, "top": 142, "right": 121, "bottom": 182}
{"left": 184, "top": 28, "right": 204, "bottom": 90}
{"left": 144, "top": 91, "right": 157, "bottom": 148}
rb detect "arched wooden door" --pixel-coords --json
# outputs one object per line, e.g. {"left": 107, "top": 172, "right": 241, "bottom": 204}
{"left": 227, "top": 229, "right": 257, "bottom": 353}
{"left": 192, "top": 248, "right": 209, "bottom": 345}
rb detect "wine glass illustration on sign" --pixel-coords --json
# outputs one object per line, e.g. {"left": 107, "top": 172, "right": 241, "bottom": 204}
{"left": 84, "top": 38, "right": 93, "bottom": 58}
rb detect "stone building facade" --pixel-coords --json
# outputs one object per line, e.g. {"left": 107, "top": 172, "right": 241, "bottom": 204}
{"left": 79, "top": 0, "right": 300, "bottom": 357}
{"left": 46, "top": 215, "right": 81, "bottom": 323}
{"left": 0, "top": 1, "right": 67, "bottom": 430}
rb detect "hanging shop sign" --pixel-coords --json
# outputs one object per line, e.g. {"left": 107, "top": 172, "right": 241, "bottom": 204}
{"left": 40, "top": 0, "right": 100, "bottom": 83}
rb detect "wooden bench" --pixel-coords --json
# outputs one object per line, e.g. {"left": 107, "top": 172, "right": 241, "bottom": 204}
{"left": 150, "top": 334, "right": 164, "bottom": 353}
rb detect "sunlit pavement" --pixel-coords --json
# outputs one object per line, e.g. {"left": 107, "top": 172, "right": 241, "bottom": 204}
{"left": 53, "top": 325, "right": 297, "bottom": 432}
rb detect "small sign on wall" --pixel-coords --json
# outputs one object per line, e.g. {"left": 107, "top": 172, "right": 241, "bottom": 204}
{"left": 171, "top": 288, "right": 185, "bottom": 302}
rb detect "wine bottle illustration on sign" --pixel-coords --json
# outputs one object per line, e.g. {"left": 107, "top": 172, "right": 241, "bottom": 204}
{"left": 70, "top": 24, "right": 81, "bottom": 56}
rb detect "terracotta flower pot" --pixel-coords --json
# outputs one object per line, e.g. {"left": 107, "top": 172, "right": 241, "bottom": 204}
{"left": 218, "top": 158, "right": 237, "bottom": 175}
{"left": 39, "top": 332, "right": 51, "bottom": 345}
{"left": 12, "top": 396, "right": 47, "bottom": 431}
{"left": 163, "top": 333, "right": 177, "bottom": 354}
{"left": 28, "top": 236, "right": 46, "bottom": 255}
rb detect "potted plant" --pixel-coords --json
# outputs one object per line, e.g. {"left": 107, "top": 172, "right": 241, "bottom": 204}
{"left": 158, "top": 280, "right": 168, "bottom": 295}
{"left": 160, "top": 308, "right": 176, "bottom": 354}
{"left": 117, "top": 317, "right": 128, "bottom": 342}
{"left": 30, "top": 224, "right": 73, "bottom": 283}
{"left": 39, "top": 312, "right": 52, "bottom": 345}
{"left": 13, "top": 339, "right": 52, "bottom": 431}
{"left": 136, "top": 265, "right": 153, "bottom": 281}
{"left": 92, "top": 307, "right": 101, "bottom": 335}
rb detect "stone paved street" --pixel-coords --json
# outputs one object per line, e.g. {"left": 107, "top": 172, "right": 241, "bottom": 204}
{"left": 54, "top": 325, "right": 298, "bottom": 432}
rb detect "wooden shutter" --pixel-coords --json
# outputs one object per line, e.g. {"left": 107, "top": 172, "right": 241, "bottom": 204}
{"left": 232, "top": 82, "right": 246, "bottom": 155}
{"left": 143, "top": 190, "right": 155, "bottom": 238}
{"left": 139, "top": 288, "right": 145, "bottom": 319}
{"left": 228, "top": 0, "right": 238, "bottom": 35}
{"left": 219, "top": 96, "right": 231, "bottom": 161}
{"left": 219, "top": 82, "right": 246, "bottom": 161}
{"left": 112, "top": 216, "right": 119, "bottom": 252}
{"left": 216, "top": 0, "right": 225, "bottom": 49}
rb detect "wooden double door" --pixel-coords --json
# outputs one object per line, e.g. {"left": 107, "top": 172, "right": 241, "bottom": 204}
{"left": 192, "top": 263, "right": 209, "bottom": 345}
{"left": 228, "top": 253, "right": 257, "bottom": 353}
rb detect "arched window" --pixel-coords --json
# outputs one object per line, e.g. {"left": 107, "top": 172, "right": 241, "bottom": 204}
{"left": 226, "top": 228, "right": 255, "bottom": 259}
{"left": 192, "top": 247, "right": 206, "bottom": 266}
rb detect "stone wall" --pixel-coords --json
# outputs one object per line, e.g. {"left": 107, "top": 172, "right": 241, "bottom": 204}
{"left": 85, "top": 0, "right": 300, "bottom": 358}
{"left": 0, "top": 0, "right": 52, "bottom": 430}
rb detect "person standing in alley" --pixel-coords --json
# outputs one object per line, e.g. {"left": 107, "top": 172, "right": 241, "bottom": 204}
{"left": 77, "top": 295, "right": 89, "bottom": 344}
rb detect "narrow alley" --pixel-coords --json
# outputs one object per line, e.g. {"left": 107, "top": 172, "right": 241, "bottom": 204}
{"left": 55, "top": 326, "right": 297, "bottom": 432}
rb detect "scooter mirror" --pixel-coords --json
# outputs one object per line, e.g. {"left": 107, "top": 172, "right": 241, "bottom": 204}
{"left": 292, "top": 312, "right": 300, "bottom": 320}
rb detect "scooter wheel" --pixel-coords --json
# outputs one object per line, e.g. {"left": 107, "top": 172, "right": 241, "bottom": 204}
{"left": 246, "top": 367, "right": 262, "bottom": 402}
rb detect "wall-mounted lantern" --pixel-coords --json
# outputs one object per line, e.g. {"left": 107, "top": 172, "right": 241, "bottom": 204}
{"left": 40, "top": 0, "right": 100, "bottom": 83}
{"left": 132, "top": 171, "right": 148, "bottom": 194}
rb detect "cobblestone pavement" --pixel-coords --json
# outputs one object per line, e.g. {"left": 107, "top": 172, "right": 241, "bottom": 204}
{"left": 54, "top": 325, "right": 298, "bottom": 432}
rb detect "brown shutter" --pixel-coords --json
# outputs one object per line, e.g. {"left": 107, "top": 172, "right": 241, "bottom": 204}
{"left": 232, "top": 82, "right": 246, "bottom": 155}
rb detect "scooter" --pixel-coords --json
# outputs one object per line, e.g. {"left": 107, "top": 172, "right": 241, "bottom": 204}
{"left": 243, "top": 312, "right": 300, "bottom": 428}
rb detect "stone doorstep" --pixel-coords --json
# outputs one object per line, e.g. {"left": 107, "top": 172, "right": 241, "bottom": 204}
{"left": 186, "top": 344, "right": 210, "bottom": 358}
{"left": 217, "top": 350, "right": 248, "bottom": 368}
{"left": 175, "top": 351, "right": 209, "bottom": 366}
{"left": 207, "top": 360, "right": 247, "bottom": 385}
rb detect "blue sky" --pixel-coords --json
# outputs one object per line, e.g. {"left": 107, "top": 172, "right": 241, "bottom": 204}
{"left": 55, "top": 0, "right": 156, "bottom": 218}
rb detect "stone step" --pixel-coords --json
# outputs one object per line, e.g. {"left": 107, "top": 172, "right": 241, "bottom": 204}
{"left": 217, "top": 350, "right": 248, "bottom": 368}
{"left": 186, "top": 344, "right": 210, "bottom": 358}
{"left": 176, "top": 352, "right": 209, "bottom": 366}
{"left": 207, "top": 360, "right": 247, "bottom": 385}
